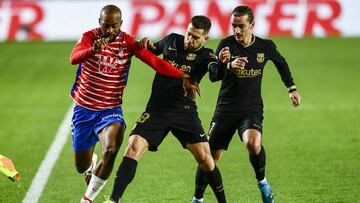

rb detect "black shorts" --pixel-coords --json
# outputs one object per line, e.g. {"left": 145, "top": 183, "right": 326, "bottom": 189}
{"left": 130, "top": 110, "right": 207, "bottom": 151}
{"left": 208, "top": 109, "right": 263, "bottom": 150}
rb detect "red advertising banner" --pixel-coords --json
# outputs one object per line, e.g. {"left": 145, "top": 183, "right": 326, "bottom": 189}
{"left": 0, "top": 0, "right": 358, "bottom": 41}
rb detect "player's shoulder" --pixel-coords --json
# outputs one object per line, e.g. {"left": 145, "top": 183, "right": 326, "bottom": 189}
{"left": 168, "top": 33, "right": 182, "bottom": 38}
{"left": 197, "top": 47, "right": 217, "bottom": 61}
{"left": 254, "top": 36, "right": 275, "bottom": 46}
{"left": 83, "top": 28, "right": 99, "bottom": 39}
{"left": 156, "top": 33, "right": 181, "bottom": 44}
{"left": 221, "top": 35, "right": 236, "bottom": 44}
{"left": 119, "top": 31, "right": 135, "bottom": 42}
{"left": 202, "top": 46, "right": 216, "bottom": 56}
{"left": 168, "top": 33, "right": 184, "bottom": 41}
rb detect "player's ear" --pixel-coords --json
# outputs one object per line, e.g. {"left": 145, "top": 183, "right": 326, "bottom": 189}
{"left": 250, "top": 21, "right": 255, "bottom": 29}
{"left": 98, "top": 18, "right": 101, "bottom": 26}
{"left": 205, "top": 35, "right": 209, "bottom": 40}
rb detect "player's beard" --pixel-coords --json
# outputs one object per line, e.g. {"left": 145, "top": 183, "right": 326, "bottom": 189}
{"left": 105, "top": 34, "right": 116, "bottom": 43}
{"left": 185, "top": 42, "right": 195, "bottom": 51}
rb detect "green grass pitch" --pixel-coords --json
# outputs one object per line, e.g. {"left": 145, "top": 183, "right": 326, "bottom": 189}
{"left": 0, "top": 38, "right": 359, "bottom": 202}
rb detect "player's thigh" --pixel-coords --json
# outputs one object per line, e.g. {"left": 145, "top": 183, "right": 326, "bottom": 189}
{"left": 98, "top": 122, "right": 125, "bottom": 148}
{"left": 187, "top": 142, "right": 211, "bottom": 161}
{"left": 95, "top": 108, "right": 126, "bottom": 149}
{"left": 237, "top": 110, "right": 263, "bottom": 142}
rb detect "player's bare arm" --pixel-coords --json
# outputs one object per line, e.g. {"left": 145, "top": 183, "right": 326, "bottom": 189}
{"left": 181, "top": 73, "right": 201, "bottom": 101}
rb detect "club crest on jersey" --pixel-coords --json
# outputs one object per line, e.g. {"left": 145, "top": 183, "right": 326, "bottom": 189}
{"left": 186, "top": 53, "right": 196, "bottom": 61}
{"left": 257, "top": 53, "right": 265, "bottom": 63}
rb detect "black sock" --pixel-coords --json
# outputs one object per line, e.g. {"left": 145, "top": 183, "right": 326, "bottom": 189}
{"left": 194, "top": 166, "right": 208, "bottom": 199}
{"left": 206, "top": 166, "right": 226, "bottom": 203}
{"left": 249, "top": 145, "right": 266, "bottom": 181}
{"left": 110, "top": 156, "right": 138, "bottom": 202}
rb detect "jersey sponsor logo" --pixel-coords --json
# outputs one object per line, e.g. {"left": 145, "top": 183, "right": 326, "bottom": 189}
{"left": 101, "top": 113, "right": 123, "bottom": 120}
{"left": 257, "top": 53, "right": 265, "bottom": 63}
{"left": 168, "top": 60, "right": 192, "bottom": 73}
{"left": 186, "top": 53, "right": 196, "bottom": 61}
{"left": 230, "top": 68, "right": 262, "bottom": 78}
{"left": 99, "top": 55, "right": 118, "bottom": 73}
{"left": 180, "top": 65, "right": 191, "bottom": 73}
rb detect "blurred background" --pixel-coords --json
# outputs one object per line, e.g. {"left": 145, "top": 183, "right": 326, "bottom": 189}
{"left": 1, "top": 0, "right": 359, "bottom": 202}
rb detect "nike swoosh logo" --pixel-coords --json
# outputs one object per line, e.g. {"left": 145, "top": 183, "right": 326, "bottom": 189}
{"left": 200, "top": 133, "right": 206, "bottom": 137}
{"left": 168, "top": 47, "right": 177, "bottom": 51}
{"left": 231, "top": 55, "right": 241, "bottom": 59}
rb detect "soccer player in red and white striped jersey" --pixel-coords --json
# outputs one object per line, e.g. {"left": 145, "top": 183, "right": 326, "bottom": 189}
{"left": 70, "top": 5, "right": 199, "bottom": 203}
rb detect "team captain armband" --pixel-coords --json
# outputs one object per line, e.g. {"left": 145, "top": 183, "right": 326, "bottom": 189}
{"left": 288, "top": 85, "right": 297, "bottom": 93}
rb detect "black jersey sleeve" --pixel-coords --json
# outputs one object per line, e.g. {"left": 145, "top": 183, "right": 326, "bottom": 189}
{"left": 208, "top": 49, "right": 224, "bottom": 82}
{"left": 209, "top": 39, "right": 227, "bottom": 82}
{"left": 153, "top": 34, "right": 174, "bottom": 56}
{"left": 267, "top": 40, "right": 295, "bottom": 87}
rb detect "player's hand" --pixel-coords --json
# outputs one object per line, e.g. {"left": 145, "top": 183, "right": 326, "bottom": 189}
{"left": 180, "top": 73, "right": 201, "bottom": 101}
{"left": 230, "top": 57, "right": 248, "bottom": 69}
{"left": 93, "top": 38, "right": 109, "bottom": 52}
{"left": 139, "top": 37, "right": 156, "bottom": 50}
{"left": 289, "top": 90, "right": 301, "bottom": 107}
{"left": 219, "top": 47, "right": 230, "bottom": 63}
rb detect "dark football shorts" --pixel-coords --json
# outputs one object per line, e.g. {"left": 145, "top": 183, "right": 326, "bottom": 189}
{"left": 208, "top": 109, "right": 264, "bottom": 150}
{"left": 130, "top": 110, "right": 208, "bottom": 151}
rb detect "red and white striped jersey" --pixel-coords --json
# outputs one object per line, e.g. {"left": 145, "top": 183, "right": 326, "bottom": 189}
{"left": 70, "top": 28, "right": 182, "bottom": 111}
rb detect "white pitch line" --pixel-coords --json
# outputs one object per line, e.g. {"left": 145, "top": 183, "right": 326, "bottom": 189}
{"left": 23, "top": 104, "right": 74, "bottom": 203}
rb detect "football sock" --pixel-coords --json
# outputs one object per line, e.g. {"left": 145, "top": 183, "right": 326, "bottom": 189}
{"left": 110, "top": 156, "right": 138, "bottom": 202}
{"left": 249, "top": 145, "right": 266, "bottom": 181}
{"left": 194, "top": 166, "right": 208, "bottom": 199}
{"left": 84, "top": 174, "right": 107, "bottom": 201}
{"left": 206, "top": 166, "right": 226, "bottom": 203}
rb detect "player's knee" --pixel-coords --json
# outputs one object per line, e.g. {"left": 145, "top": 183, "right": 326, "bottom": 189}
{"left": 75, "top": 163, "right": 89, "bottom": 174}
{"left": 197, "top": 153, "right": 214, "bottom": 172}
{"left": 124, "top": 143, "right": 141, "bottom": 160}
{"left": 245, "top": 141, "right": 261, "bottom": 154}
{"left": 102, "top": 144, "right": 120, "bottom": 158}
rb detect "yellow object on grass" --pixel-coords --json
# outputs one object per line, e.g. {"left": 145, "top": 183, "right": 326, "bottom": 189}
{"left": 0, "top": 154, "right": 20, "bottom": 181}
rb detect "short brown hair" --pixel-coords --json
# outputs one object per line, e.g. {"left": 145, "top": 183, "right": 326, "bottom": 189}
{"left": 232, "top": 6, "right": 254, "bottom": 23}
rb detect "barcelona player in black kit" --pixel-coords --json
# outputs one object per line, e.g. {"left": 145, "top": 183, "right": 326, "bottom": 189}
{"left": 105, "top": 16, "right": 227, "bottom": 203}
{"left": 192, "top": 6, "right": 302, "bottom": 203}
